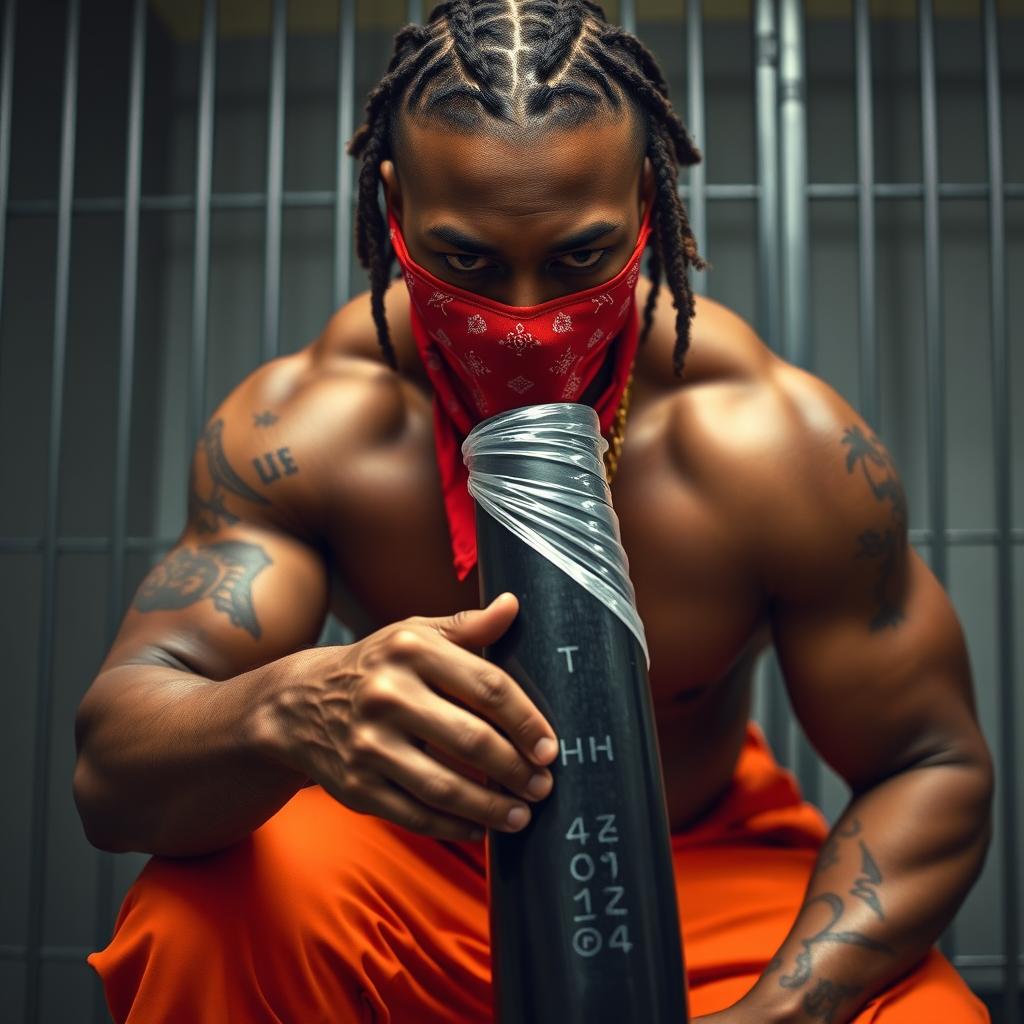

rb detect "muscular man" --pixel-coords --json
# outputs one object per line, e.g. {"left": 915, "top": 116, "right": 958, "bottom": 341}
{"left": 77, "top": 3, "right": 993, "bottom": 1022}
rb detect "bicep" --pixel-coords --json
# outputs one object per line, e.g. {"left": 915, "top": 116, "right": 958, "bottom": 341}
{"left": 101, "top": 379, "right": 332, "bottom": 680}
{"left": 772, "top": 545, "right": 982, "bottom": 793}
{"left": 757, "top": 371, "right": 987, "bottom": 792}
{"left": 102, "top": 520, "right": 329, "bottom": 681}
{"left": 95, "top": 350, "right": 406, "bottom": 682}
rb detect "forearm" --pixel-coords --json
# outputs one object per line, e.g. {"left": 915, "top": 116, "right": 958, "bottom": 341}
{"left": 737, "top": 757, "right": 992, "bottom": 1024}
{"left": 73, "top": 661, "right": 308, "bottom": 857}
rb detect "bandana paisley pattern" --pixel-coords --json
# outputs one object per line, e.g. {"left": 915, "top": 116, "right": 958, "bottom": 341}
{"left": 387, "top": 203, "right": 652, "bottom": 580}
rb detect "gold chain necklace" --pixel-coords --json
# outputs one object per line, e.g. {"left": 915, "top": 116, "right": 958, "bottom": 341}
{"left": 602, "top": 363, "right": 635, "bottom": 485}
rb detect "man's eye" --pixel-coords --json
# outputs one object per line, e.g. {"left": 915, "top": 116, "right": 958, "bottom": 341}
{"left": 557, "top": 249, "right": 605, "bottom": 270}
{"left": 441, "top": 249, "right": 608, "bottom": 273}
{"left": 443, "top": 254, "right": 491, "bottom": 272}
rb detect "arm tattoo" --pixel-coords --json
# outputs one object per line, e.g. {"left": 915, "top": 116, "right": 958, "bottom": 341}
{"left": 816, "top": 818, "right": 885, "bottom": 918}
{"left": 841, "top": 425, "right": 907, "bottom": 631}
{"left": 189, "top": 418, "right": 270, "bottom": 533}
{"left": 133, "top": 540, "right": 272, "bottom": 639}
{"left": 850, "top": 841, "right": 885, "bottom": 920}
{"left": 768, "top": 820, "right": 886, "bottom": 1000}
{"left": 803, "top": 978, "right": 863, "bottom": 1023}
{"left": 818, "top": 817, "right": 862, "bottom": 871}
{"left": 779, "top": 892, "right": 894, "bottom": 990}
{"left": 253, "top": 447, "right": 299, "bottom": 485}
{"left": 818, "top": 838, "right": 840, "bottom": 870}
{"left": 253, "top": 410, "right": 278, "bottom": 427}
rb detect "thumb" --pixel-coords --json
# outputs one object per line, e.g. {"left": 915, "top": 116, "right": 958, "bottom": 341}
{"left": 429, "top": 592, "right": 519, "bottom": 650}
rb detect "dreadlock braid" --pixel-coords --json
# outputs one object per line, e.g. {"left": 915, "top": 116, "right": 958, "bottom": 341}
{"left": 448, "top": 0, "right": 495, "bottom": 86}
{"left": 346, "top": 0, "right": 706, "bottom": 378}
{"left": 601, "top": 26, "right": 672, "bottom": 100}
{"left": 347, "top": 31, "right": 450, "bottom": 369}
{"left": 534, "top": 0, "right": 585, "bottom": 80}
{"left": 648, "top": 126, "right": 701, "bottom": 375}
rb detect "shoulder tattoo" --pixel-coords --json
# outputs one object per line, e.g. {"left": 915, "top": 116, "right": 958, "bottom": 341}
{"left": 841, "top": 425, "right": 908, "bottom": 630}
{"left": 189, "top": 418, "right": 271, "bottom": 533}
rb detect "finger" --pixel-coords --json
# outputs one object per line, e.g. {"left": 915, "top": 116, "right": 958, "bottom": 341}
{"left": 350, "top": 668, "right": 550, "bottom": 803}
{"left": 372, "top": 734, "right": 534, "bottom": 834}
{"left": 388, "top": 627, "right": 558, "bottom": 769}
{"left": 422, "top": 592, "right": 521, "bottom": 652}
{"left": 390, "top": 690, "right": 554, "bottom": 804}
{"left": 329, "top": 769, "right": 485, "bottom": 843}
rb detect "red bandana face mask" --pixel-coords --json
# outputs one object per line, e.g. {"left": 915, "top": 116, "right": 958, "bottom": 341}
{"left": 388, "top": 202, "right": 653, "bottom": 581}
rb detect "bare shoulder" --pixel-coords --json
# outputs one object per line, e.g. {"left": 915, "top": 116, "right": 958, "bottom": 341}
{"left": 633, "top": 278, "right": 773, "bottom": 395}
{"left": 314, "top": 275, "right": 415, "bottom": 370}
{"left": 637, "top": 281, "right": 905, "bottom": 600}
{"left": 632, "top": 280, "right": 782, "bottom": 470}
{"left": 745, "top": 360, "right": 908, "bottom": 606}
{"left": 198, "top": 301, "right": 415, "bottom": 542}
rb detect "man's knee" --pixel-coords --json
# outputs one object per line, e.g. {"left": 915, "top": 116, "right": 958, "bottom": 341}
{"left": 856, "top": 950, "right": 990, "bottom": 1023}
{"left": 91, "top": 823, "right": 373, "bottom": 1022}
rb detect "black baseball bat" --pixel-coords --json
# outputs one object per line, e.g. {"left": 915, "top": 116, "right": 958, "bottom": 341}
{"left": 464, "top": 402, "right": 689, "bottom": 1024}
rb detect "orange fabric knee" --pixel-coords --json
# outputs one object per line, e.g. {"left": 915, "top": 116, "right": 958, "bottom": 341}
{"left": 682, "top": 949, "right": 989, "bottom": 1023}
{"left": 88, "top": 788, "right": 494, "bottom": 1023}
{"left": 673, "top": 843, "right": 989, "bottom": 1022}
{"left": 88, "top": 722, "right": 987, "bottom": 1023}
{"left": 853, "top": 949, "right": 989, "bottom": 1022}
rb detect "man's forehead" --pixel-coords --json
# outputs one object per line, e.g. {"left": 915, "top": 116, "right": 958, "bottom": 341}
{"left": 394, "top": 112, "right": 643, "bottom": 210}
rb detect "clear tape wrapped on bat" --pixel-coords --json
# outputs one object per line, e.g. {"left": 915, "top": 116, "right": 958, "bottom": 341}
{"left": 462, "top": 402, "right": 650, "bottom": 668}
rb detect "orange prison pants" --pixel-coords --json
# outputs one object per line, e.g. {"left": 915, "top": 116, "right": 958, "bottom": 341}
{"left": 88, "top": 721, "right": 989, "bottom": 1022}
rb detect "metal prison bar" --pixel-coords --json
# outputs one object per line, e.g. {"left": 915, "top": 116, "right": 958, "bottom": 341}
{"left": 0, "top": 1, "right": 1018, "bottom": 1022}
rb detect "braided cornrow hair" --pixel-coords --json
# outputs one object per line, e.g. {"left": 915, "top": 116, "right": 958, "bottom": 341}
{"left": 346, "top": 0, "right": 706, "bottom": 378}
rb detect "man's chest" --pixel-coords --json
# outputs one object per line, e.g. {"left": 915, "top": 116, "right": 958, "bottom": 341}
{"left": 321, "top": 395, "right": 767, "bottom": 705}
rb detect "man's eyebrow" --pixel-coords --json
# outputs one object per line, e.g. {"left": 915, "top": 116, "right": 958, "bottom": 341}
{"left": 424, "top": 221, "right": 622, "bottom": 256}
